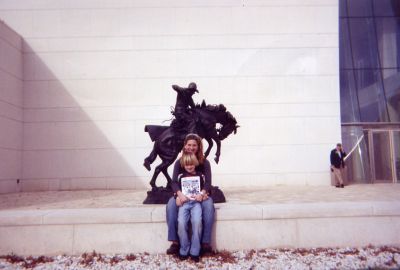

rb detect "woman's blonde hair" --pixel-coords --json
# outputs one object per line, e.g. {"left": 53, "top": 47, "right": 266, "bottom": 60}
{"left": 180, "top": 153, "right": 199, "bottom": 168}
{"left": 183, "top": 133, "right": 205, "bottom": 164}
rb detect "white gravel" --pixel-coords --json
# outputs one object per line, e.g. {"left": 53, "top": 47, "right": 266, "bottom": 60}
{"left": 1, "top": 246, "right": 399, "bottom": 270}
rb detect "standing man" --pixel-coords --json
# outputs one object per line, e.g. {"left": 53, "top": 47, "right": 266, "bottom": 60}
{"left": 330, "top": 143, "right": 347, "bottom": 188}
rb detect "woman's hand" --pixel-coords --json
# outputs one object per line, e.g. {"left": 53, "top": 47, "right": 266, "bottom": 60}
{"left": 194, "top": 190, "right": 209, "bottom": 202}
{"left": 194, "top": 193, "right": 203, "bottom": 202}
{"left": 176, "top": 191, "right": 189, "bottom": 206}
{"left": 176, "top": 196, "right": 183, "bottom": 206}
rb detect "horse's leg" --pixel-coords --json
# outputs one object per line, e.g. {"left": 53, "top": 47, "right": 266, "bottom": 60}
{"left": 149, "top": 162, "right": 163, "bottom": 189}
{"left": 161, "top": 159, "right": 176, "bottom": 189}
{"left": 214, "top": 138, "right": 221, "bottom": 164}
{"left": 150, "top": 152, "right": 177, "bottom": 189}
{"left": 204, "top": 137, "right": 213, "bottom": 158}
{"left": 207, "top": 130, "right": 221, "bottom": 163}
{"left": 143, "top": 145, "right": 157, "bottom": 171}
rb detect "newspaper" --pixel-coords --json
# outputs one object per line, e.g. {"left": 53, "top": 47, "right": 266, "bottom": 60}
{"left": 181, "top": 175, "right": 201, "bottom": 200}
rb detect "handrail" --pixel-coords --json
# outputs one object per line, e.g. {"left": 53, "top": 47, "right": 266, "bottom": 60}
{"left": 343, "top": 134, "right": 364, "bottom": 162}
{"left": 343, "top": 134, "right": 364, "bottom": 161}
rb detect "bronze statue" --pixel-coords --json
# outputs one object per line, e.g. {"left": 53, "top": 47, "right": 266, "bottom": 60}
{"left": 143, "top": 83, "right": 238, "bottom": 203}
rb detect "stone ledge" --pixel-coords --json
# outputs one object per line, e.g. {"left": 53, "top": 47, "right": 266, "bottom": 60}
{"left": 0, "top": 201, "right": 399, "bottom": 226}
{"left": 0, "top": 200, "right": 399, "bottom": 255}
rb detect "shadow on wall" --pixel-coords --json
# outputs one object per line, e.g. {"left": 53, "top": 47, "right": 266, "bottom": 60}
{"left": 0, "top": 20, "right": 23, "bottom": 194}
{"left": 20, "top": 41, "right": 154, "bottom": 193}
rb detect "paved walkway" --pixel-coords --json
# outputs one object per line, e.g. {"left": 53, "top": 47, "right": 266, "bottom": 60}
{"left": 0, "top": 184, "right": 399, "bottom": 210}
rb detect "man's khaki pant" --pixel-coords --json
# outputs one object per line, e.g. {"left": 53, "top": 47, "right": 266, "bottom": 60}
{"left": 332, "top": 167, "right": 344, "bottom": 185}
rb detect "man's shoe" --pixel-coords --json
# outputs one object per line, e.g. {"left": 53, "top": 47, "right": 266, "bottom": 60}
{"left": 166, "top": 243, "right": 179, "bottom": 255}
{"left": 190, "top": 255, "right": 200, "bottom": 262}
{"left": 340, "top": 184, "right": 344, "bottom": 188}
{"left": 178, "top": 254, "right": 188, "bottom": 261}
{"left": 335, "top": 185, "right": 340, "bottom": 188}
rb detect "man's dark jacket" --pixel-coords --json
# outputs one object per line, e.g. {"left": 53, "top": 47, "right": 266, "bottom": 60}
{"left": 330, "top": 149, "right": 346, "bottom": 169}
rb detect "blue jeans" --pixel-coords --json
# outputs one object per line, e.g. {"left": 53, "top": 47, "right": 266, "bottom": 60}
{"left": 177, "top": 201, "right": 202, "bottom": 256}
{"left": 166, "top": 196, "right": 215, "bottom": 244}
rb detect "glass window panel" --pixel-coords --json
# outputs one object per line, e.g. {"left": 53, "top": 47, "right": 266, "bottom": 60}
{"left": 341, "top": 126, "right": 371, "bottom": 183}
{"left": 340, "top": 18, "right": 354, "bottom": 69}
{"left": 393, "top": 131, "right": 400, "bottom": 182}
{"left": 349, "top": 18, "right": 380, "bottom": 69}
{"left": 348, "top": 0, "right": 373, "bottom": 17}
{"left": 355, "top": 69, "right": 389, "bottom": 122}
{"left": 375, "top": 18, "right": 400, "bottom": 69}
{"left": 373, "top": 0, "right": 400, "bottom": 16}
{"left": 372, "top": 132, "right": 393, "bottom": 181}
{"left": 339, "top": 0, "right": 348, "bottom": 17}
{"left": 382, "top": 69, "right": 400, "bottom": 122}
{"left": 340, "top": 70, "right": 361, "bottom": 122}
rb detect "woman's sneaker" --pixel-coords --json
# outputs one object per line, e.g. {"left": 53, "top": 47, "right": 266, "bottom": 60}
{"left": 178, "top": 254, "right": 188, "bottom": 261}
{"left": 190, "top": 255, "right": 200, "bottom": 262}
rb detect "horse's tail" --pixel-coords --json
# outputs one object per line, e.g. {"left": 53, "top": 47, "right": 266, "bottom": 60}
{"left": 144, "top": 125, "right": 170, "bottom": 142}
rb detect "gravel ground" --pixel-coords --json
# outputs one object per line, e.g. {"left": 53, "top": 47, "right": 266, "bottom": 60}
{"left": 1, "top": 246, "right": 399, "bottom": 270}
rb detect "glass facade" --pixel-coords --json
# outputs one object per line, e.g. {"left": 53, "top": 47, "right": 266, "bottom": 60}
{"left": 339, "top": 0, "right": 400, "bottom": 183}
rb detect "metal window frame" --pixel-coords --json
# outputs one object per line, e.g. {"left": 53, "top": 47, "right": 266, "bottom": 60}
{"left": 366, "top": 128, "right": 400, "bottom": 183}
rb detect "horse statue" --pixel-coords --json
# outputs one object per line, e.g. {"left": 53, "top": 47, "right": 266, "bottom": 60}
{"left": 143, "top": 101, "right": 239, "bottom": 190}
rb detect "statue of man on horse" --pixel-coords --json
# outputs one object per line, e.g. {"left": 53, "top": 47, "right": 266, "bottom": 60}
{"left": 143, "top": 82, "right": 238, "bottom": 191}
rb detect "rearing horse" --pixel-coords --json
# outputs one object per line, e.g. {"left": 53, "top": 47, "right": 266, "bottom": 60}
{"left": 144, "top": 102, "right": 238, "bottom": 189}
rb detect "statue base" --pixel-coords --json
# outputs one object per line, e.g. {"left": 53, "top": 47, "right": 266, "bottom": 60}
{"left": 142, "top": 187, "right": 174, "bottom": 204}
{"left": 143, "top": 186, "right": 226, "bottom": 204}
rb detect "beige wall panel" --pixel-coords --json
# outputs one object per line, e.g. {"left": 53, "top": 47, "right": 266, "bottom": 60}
{"left": 73, "top": 223, "right": 168, "bottom": 254}
{"left": 23, "top": 79, "right": 177, "bottom": 108}
{"left": 212, "top": 144, "right": 334, "bottom": 175}
{"left": 297, "top": 217, "right": 400, "bottom": 247}
{"left": 22, "top": 76, "right": 338, "bottom": 109}
{"left": 0, "top": 39, "right": 22, "bottom": 78}
{"left": 0, "top": 71, "right": 23, "bottom": 107}
{"left": 0, "top": 0, "right": 337, "bottom": 10}
{"left": 0, "top": 117, "right": 22, "bottom": 149}
{"left": 0, "top": 0, "right": 339, "bottom": 189}
{"left": 0, "top": 179, "right": 18, "bottom": 193}
{"left": 0, "top": 225, "right": 74, "bottom": 255}
{"left": 22, "top": 148, "right": 151, "bottom": 178}
{"left": 23, "top": 121, "right": 137, "bottom": 149}
{"left": 0, "top": 22, "right": 21, "bottom": 49}
{"left": 23, "top": 106, "right": 170, "bottom": 122}
{"left": 24, "top": 33, "right": 337, "bottom": 53}
{"left": 0, "top": 21, "right": 22, "bottom": 189}
{"left": 214, "top": 219, "right": 297, "bottom": 250}
{"left": 23, "top": 48, "right": 337, "bottom": 80}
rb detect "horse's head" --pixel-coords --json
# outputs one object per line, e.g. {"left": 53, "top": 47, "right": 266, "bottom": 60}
{"left": 195, "top": 103, "right": 239, "bottom": 141}
{"left": 218, "top": 112, "right": 239, "bottom": 140}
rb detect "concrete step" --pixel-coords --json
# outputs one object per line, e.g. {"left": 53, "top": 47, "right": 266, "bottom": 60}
{"left": 1, "top": 202, "right": 400, "bottom": 255}
{"left": 0, "top": 185, "right": 399, "bottom": 255}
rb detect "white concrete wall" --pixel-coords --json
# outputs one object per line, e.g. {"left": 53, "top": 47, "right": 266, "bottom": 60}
{"left": 0, "top": 20, "right": 23, "bottom": 193}
{"left": 0, "top": 0, "right": 340, "bottom": 191}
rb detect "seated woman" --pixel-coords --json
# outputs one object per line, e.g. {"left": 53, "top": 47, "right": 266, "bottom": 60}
{"left": 166, "top": 133, "right": 215, "bottom": 255}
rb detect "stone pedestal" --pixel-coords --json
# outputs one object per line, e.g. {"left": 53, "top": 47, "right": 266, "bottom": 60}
{"left": 142, "top": 187, "right": 173, "bottom": 204}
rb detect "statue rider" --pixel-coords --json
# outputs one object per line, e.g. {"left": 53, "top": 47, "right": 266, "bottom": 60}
{"left": 171, "top": 82, "right": 199, "bottom": 134}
